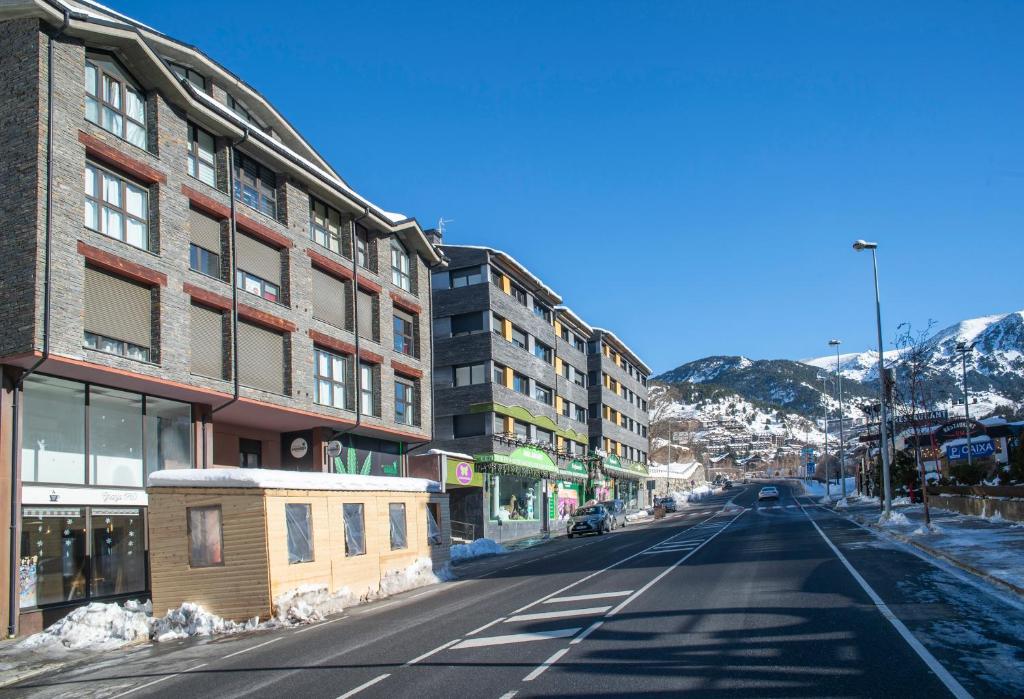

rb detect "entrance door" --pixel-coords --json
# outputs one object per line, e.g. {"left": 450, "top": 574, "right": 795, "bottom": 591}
{"left": 240, "top": 438, "right": 262, "bottom": 468}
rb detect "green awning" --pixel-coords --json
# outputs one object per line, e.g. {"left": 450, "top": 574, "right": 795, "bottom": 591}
{"left": 475, "top": 446, "right": 558, "bottom": 479}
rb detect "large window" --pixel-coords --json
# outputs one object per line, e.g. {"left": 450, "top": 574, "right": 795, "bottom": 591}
{"left": 236, "top": 269, "right": 279, "bottom": 303}
{"left": 511, "top": 326, "right": 528, "bottom": 351}
{"left": 454, "top": 363, "right": 486, "bottom": 387}
{"left": 311, "top": 199, "right": 342, "bottom": 254}
{"left": 450, "top": 266, "right": 482, "bottom": 288}
{"left": 187, "top": 123, "right": 216, "bottom": 187}
{"left": 85, "top": 53, "right": 146, "bottom": 148}
{"left": 512, "top": 372, "right": 529, "bottom": 395}
{"left": 533, "top": 341, "right": 552, "bottom": 364}
{"left": 84, "top": 162, "right": 149, "bottom": 250}
{"left": 187, "top": 506, "right": 223, "bottom": 567}
{"left": 355, "top": 224, "right": 370, "bottom": 269}
{"left": 394, "top": 312, "right": 416, "bottom": 356}
{"left": 490, "top": 475, "right": 540, "bottom": 521}
{"left": 510, "top": 284, "right": 527, "bottom": 306}
{"left": 534, "top": 382, "right": 553, "bottom": 406}
{"left": 315, "top": 348, "right": 350, "bottom": 410}
{"left": 189, "top": 244, "right": 220, "bottom": 278}
{"left": 389, "top": 503, "right": 407, "bottom": 550}
{"left": 395, "top": 379, "right": 415, "bottom": 426}
{"left": 144, "top": 397, "right": 193, "bottom": 473}
{"left": 575, "top": 406, "right": 588, "bottom": 423}
{"left": 453, "top": 413, "right": 486, "bottom": 438}
{"left": 89, "top": 386, "right": 144, "bottom": 487}
{"left": 514, "top": 420, "right": 530, "bottom": 440}
{"left": 84, "top": 332, "right": 150, "bottom": 363}
{"left": 492, "top": 363, "right": 507, "bottom": 385}
{"left": 21, "top": 376, "right": 85, "bottom": 484}
{"left": 451, "top": 312, "right": 484, "bottom": 337}
{"left": 343, "top": 504, "right": 365, "bottom": 557}
{"left": 233, "top": 151, "right": 277, "bottom": 218}
{"left": 360, "top": 363, "right": 376, "bottom": 416}
{"left": 171, "top": 63, "right": 206, "bottom": 91}
{"left": 391, "top": 240, "right": 412, "bottom": 291}
{"left": 533, "top": 303, "right": 551, "bottom": 322}
{"left": 285, "top": 503, "right": 314, "bottom": 564}
{"left": 426, "top": 503, "right": 442, "bottom": 546}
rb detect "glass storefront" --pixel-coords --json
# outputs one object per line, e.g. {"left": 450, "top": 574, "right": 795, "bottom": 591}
{"left": 550, "top": 481, "right": 583, "bottom": 522}
{"left": 19, "top": 506, "right": 146, "bottom": 609}
{"left": 489, "top": 474, "right": 542, "bottom": 521}
{"left": 618, "top": 480, "right": 640, "bottom": 510}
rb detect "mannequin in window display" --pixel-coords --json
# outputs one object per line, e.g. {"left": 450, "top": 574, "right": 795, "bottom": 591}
{"left": 525, "top": 487, "right": 535, "bottom": 520}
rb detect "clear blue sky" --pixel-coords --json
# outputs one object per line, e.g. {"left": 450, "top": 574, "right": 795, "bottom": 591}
{"left": 117, "top": 0, "right": 1024, "bottom": 373}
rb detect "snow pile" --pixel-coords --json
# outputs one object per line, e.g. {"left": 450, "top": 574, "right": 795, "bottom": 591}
{"left": 148, "top": 467, "right": 441, "bottom": 493}
{"left": 911, "top": 524, "right": 944, "bottom": 536}
{"left": 151, "top": 602, "right": 258, "bottom": 642}
{"left": 626, "top": 511, "right": 652, "bottom": 522}
{"left": 272, "top": 585, "right": 349, "bottom": 624}
{"left": 378, "top": 557, "right": 453, "bottom": 597}
{"left": 835, "top": 498, "right": 849, "bottom": 510}
{"left": 819, "top": 496, "right": 833, "bottom": 505}
{"left": 879, "top": 512, "right": 911, "bottom": 527}
{"left": 450, "top": 538, "right": 506, "bottom": 563}
{"left": 19, "top": 600, "right": 152, "bottom": 651}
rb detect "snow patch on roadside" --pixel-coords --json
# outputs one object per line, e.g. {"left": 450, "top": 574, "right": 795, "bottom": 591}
{"left": 450, "top": 538, "right": 507, "bottom": 563}
{"left": 880, "top": 512, "right": 911, "bottom": 526}
{"left": 151, "top": 603, "right": 258, "bottom": 642}
{"left": 18, "top": 600, "right": 152, "bottom": 651}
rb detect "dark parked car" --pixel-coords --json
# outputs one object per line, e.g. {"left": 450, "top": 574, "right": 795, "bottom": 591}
{"left": 567, "top": 505, "right": 611, "bottom": 538}
{"left": 656, "top": 497, "right": 678, "bottom": 513}
{"left": 722, "top": 481, "right": 733, "bottom": 490}
{"left": 599, "top": 499, "right": 627, "bottom": 529}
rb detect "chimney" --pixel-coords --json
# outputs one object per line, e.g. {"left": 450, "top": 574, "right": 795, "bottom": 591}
{"left": 424, "top": 228, "right": 442, "bottom": 246}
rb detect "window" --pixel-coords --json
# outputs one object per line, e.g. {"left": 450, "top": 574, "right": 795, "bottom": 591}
{"left": 453, "top": 413, "right": 486, "bottom": 438}
{"left": 391, "top": 240, "right": 411, "bottom": 291}
{"left": 171, "top": 63, "right": 206, "bottom": 91}
{"left": 84, "top": 332, "right": 150, "bottom": 362}
{"left": 85, "top": 53, "right": 146, "bottom": 148}
{"left": 187, "top": 123, "right": 216, "bottom": 187}
{"left": 82, "top": 266, "right": 152, "bottom": 362}
{"left": 394, "top": 311, "right": 416, "bottom": 356}
{"left": 285, "top": 503, "right": 314, "bottom": 564}
{"left": 311, "top": 199, "right": 343, "bottom": 254}
{"left": 514, "top": 421, "right": 530, "bottom": 439}
{"left": 360, "top": 363, "right": 375, "bottom": 415}
{"left": 236, "top": 269, "right": 279, "bottom": 303}
{"left": 512, "top": 372, "right": 529, "bottom": 395}
{"left": 233, "top": 151, "right": 277, "bottom": 218}
{"left": 561, "top": 399, "right": 571, "bottom": 417}
{"left": 574, "top": 337, "right": 585, "bottom": 352}
{"left": 492, "top": 363, "right": 507, "bottom": 385}
{"left": 389, "top": 503, "right": 407, "bottom": 550}
{"left": 454, "top": 363, "right": 486, "bottom": 387}
{"left": 536, "top": 427, "right": 554, "bottom": 444}
{"left": 240, "top": 438, "right": 261, "bottom": 468}
{"left": 315, "top": 348, "right": 349, "bottom": 409}
{"left": 560, "top": 327, "right": 570, "bottom": 342}
{"left": 342, "top": 503, "right": 365, "bottom": 557}
{"left": 237, "top": 321, "right": 286, "bottom": 394}
{"left": 227, "top": 95, "right": 268, "bottom": 132}
{"left": 311, "top": 268, "right": 349, "bottom": 329}
{"left": 355, "top": 224, "right": 370, "bottom": 268}
{"left": 533, "top": 303, "right": 551, "bottom": 322}
{"left": 450, "top": 266, "right": 482, "bottom": 288}
{"left": 491, "top": 313, "right": 505, "bottom": 336}
{"left": 84, "top": 163, "right": 149, "bottom": 250}
{"left": 560, "top": 362, "right": 571, "bottom": 380}
{"left": 187, "top": 506, "right": 223, "bottom": 567}
{"left": 89, "top": 386, "right": 143, "bottom": 487}
{"left": 533, "top": 341, "right": 552, "bottom": 363}
{"left": 357, "top": 290, "right": 377, "bottom": 341}
{"left": 510, "top": 284, "right": 527, "bottom": 306}
{"left": 426, "top": 503, "right": 442, "bottom": 546}
{"left": 451, "top": 312, "right": 484, "bottom": 336}
{"left": 511, "top": 326, "right": 528, "bottom": 351}
{"left": 534, "top": 382, "right": 553, "bottom": 405}
{"left": 395, "top": 379, "right": 415, "bottom": 426}
{"left": 576, "top": 406, "right": 588, "bottom": 423}
{"left": 189, "top": 244, "right": 220, "bottom": 278}
{"left": 575, "top": 370, "right": 586, "bottom": 388}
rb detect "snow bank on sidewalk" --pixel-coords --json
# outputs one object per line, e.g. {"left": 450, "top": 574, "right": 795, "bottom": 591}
{"left": 450, "top": 538, "right": 507, "bottom": 563}
{"left": 151, "top": 603, "right": 258, "bottom": 642}
{"left": 19, "top": 600, "right": 152, "bottom": 651}
{"left": 879, "top": 512, "right": 911, "bottom": 526}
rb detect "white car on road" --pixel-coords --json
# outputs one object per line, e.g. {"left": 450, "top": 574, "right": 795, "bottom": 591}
{"left": 758, "top": 486, "right": 780, "bottom": 501}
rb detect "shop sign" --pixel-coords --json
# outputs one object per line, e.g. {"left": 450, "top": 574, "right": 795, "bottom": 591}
{"left": 446, "top": 459, "right": 482, "bottom": 487}
{"left": 946, "top": 439, "right": 994, "bottom": 461}
{"left": 605, "top": 454, "right": 623, "bottom": 469}
{"left": 935, "top": 418, "right": 986, "bottom": 444}
{"left": 290, "top": 438, "right": 309, "bottom": 459}
{"left": 895, "top": 409, "right": 948, "bottom": 428}
{"left": 565, "top": 459, "right": 588, "bottom": 475}
{"left": 476, "top": 447, "right": 557, "bottom": 473}
{"left": 22, "top": 485, "right": 147, "bottom": 507}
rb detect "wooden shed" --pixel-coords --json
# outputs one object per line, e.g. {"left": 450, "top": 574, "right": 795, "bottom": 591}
{"left": 146, "top": 469, "right": 450, "bottom": 622}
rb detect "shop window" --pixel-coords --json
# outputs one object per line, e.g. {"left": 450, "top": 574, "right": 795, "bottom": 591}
{"left": 144, "top": 397, "right": 192, "bottom": 476}
{"left": 389, "top": 503, "right": 407, "bottom": 550}
{"left": 426, "top": 503, "right": 442, "bottom": 546}
{"left": 187, "top": 505, "right": 223, "bottom": 567}
{"left": 91, "top": 508, "right": 146, "bottom": 596}
{"left": 342, "top": 503, "right": 365, "bottom": 557}
{"left": 89, "top": 386, "right": 144, "bottom": 488}
{"left": 285, "top": 503, "right": 314, "bottom": 564}
{"left": 21, "top": 375, "right": 86, "bottom": 484}
{"left": 490, "top": 475, "right": 540, "bottom": 521}
{"left": 19, "top": 507, "right": 87, "bottom": 608}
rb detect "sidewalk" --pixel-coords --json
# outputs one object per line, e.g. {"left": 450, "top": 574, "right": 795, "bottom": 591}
{"left": 809, "top": 485, "right": 1024, "bottom": 596}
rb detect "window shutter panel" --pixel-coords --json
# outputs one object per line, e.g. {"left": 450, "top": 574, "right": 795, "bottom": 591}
{"left": 357, "top": 290, "right": 375, "bottom": 341}
{"left": 238, "top": 320, "right": 284, "bottom": 394}
{"left": 312, "top": 268, "right": 347, "bottom": 328}
{"left": 235, "top": 232, "right": 280, "bottom": 285}
{"left": 190, "top": 303, "right": 224, "bottom": 378}
{"left": 83, "top": 266, "right": 151, "bottom": 348}
{"left": 188, "top": 208, "right": 222, "bottom": 252}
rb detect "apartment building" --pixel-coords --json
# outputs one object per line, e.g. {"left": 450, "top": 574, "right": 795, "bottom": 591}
{"left": 0, "top": 0, "right": 440, "bottom": 635}
{"left": 587, "top": 329, "right": 652, "bottom": 507}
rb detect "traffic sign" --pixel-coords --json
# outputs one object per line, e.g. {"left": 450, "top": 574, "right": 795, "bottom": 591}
{"left": 806, "top": 463, "right": 815, "bottom": 475}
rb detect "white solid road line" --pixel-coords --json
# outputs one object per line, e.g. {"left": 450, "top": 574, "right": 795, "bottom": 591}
{"left": 523, "top": 648, "right": 570, "bottom": 682}
{"left": 452, "top": 628, "right": 581, "bottom": 649}
{"left": 336, "top": 673, "right": 391, "bottom": 699}
{"left": 109, "top": 663, "right": 208, "bottom": 698}
{"left": 466, "top": 617, "right": 506, "bottom": 636}
{"left": 405, "top": 638, "right": 462, "bottom": 665}
{"left": 221, "top": 637, "right": 281, "bottom": 659}
{"left": 569, "top": 620, "right": 604, "bottom": 645}
{"left": 505, "top": 606, "right": 612, "bottom": 623}
{"left": 544, "top": 590, "right": 633, "bottom": 604}
{"left": 798, "top": 504, "right": 972, "bottom": 699}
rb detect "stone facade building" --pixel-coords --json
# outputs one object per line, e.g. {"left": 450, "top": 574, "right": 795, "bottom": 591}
{"left": 0, "top": 0, "right": 439, "bottom": 635}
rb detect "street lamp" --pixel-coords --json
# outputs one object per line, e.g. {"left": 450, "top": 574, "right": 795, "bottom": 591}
{"left": 829, "top": 339, "right": 847, "bottom": 499}
{"left": 956, "top": 341, "right": 975, "bottom": 467}
{"left": 853, "top": 239, "right": 893, "bottom": 518}
{"left": 817, "top": 372, "right": 830, "bottom": 486}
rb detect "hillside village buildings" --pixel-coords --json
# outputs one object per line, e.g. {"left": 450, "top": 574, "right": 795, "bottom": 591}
{"left": 0, "top": 1, "right": 652, "bottom": 635}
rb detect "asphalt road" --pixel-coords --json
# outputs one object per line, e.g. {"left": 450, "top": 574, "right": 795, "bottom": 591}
{"left": 8, "top": 481, "right": 1024, "bottom": 698}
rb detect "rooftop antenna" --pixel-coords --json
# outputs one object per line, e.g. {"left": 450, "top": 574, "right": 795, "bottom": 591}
{"left": 438, "top": 217, "right": 454, "bottom": 236}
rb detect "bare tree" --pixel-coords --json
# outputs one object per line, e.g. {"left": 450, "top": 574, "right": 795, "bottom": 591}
{"left": 893, "top": 320, "right": 938, "bottom": 528}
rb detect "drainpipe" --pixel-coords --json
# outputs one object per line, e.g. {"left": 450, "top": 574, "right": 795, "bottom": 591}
{"left": 212, "top": 130, "right": 249, "bottom": 416}
{"left": 8, "top": 8, "right": 70, "bottom": 639}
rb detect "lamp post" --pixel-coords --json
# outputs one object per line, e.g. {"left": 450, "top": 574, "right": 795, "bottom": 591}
{"left": 817, "top": 373, "right": 830, "bottom": 486}
{"left": 956, "top": 341, "right": 975, "bottom": 467}
{"left": 830, "top": 339, "right": 847, "bottom": 499}
{"left": 853, "top": 240, "right": 892, "bottom": 518}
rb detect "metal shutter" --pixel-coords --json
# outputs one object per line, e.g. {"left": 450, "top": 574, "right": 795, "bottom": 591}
{"left": 357, "top": 290, "right": 375, "bottom": 340}
{"left": 312, "top": 268, "right": 347, "bottom": 329}
{"left": 190, "top": 303, "right": 223, "bottom": 378}
{"left": 235, "top": 232, "right": 280, "bottom": 285}
{"left": 238, "top": 320, "right": 284, "bottom": 394}
{"left": 83, "top": 266, "right": 151, "bottom": 348}
{"left": 188, "top": 208, "right": 222, "bottom": 252}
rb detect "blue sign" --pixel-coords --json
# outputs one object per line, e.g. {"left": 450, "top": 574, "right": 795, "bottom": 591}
{"left": 806, "top": 463, "right": 816, "bottom": 475}
{"left": 946, "top": 440, "right": 994, "bottom": 461}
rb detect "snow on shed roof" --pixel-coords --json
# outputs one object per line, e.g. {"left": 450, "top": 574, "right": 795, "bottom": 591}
{"left": 148, "top": 468, "right": 441, "bottom": 493}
